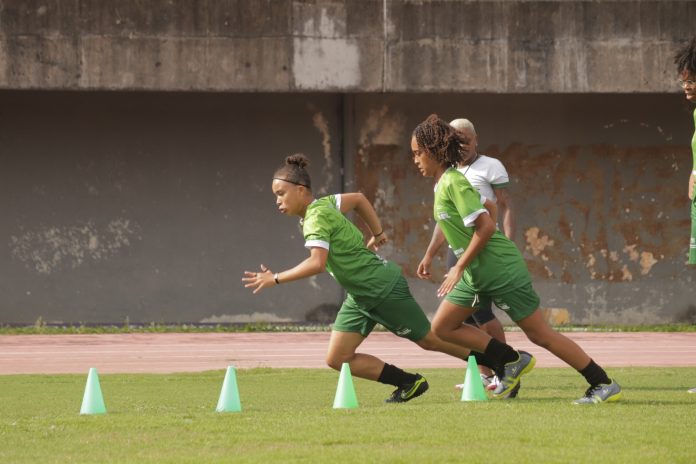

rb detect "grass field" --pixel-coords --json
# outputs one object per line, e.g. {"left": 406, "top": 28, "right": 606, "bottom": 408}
{"left": 2, "top": 367, "right": 696, "bottom": 463}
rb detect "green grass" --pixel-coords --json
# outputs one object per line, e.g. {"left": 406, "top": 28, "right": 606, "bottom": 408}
{"left": 1, "top": 368, "right": 695, "bottom": 463}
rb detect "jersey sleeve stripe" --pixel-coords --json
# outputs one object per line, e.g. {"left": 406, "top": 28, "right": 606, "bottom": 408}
{"left": 462, "top": 209, "right": 488, "bottom": 227}
{"left": 334, "top": 194, "right": 342, "bottom": 210}
{"left": 305, "top": 239, "right": 330, "bottom": 250}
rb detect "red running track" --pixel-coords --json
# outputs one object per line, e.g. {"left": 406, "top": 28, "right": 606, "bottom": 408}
{"left": 1, "top": 332, "right": 695, "bottom": 374}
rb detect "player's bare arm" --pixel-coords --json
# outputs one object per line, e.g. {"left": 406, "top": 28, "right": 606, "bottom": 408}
{"left": 417, "top": 224, "right": 447, "bottom": 280}
{"left": 437, "top": 211, "right": 496, "bottom": 297}
{"left": 495, "top": 188, "right": 515, "bottom": 239}
{"left": 243, "top": 246, "right": 328, "bottom": 294}
{"left": 339, "top": 192, "right": 387, "bottom": 250}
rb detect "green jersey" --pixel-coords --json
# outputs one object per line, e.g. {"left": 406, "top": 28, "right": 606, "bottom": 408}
{"left": 434, "top": 168, "right": 530, "bottom": 292}
{"left": 303, "top": 194, "right": 402, "bottom": 306}
{"left": 692, "top": 108, "right": 696, "bottom": 173}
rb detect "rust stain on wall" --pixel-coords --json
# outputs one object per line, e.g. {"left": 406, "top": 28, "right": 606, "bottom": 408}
{"left": 351, "top": 108, "right": 692, "bottom": 320}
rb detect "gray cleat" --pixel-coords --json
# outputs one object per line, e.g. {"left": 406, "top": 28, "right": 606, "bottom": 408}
{"left": 573, "top": 379, "right": 622, "bottom": 405}
{"left": 492, "top": 351, "right": 535, "bottom": 398}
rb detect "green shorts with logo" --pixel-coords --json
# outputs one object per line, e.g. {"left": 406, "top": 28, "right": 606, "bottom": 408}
{"left": 332, "top": 276, "right": 431, "bottom": 342}
{"left": 445, "top": 279, "right": 540, "bottom": 322}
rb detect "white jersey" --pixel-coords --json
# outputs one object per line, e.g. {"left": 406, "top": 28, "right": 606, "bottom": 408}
{"left": 457, "top": 154, "right": 509, "bottom": 203}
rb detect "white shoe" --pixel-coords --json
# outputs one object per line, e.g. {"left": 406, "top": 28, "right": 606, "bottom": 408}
{"left": 688, "top": 387, "right": 696, "bottom": 394}
{"left": 455, "top": 374, "right": 498, "bottom": 391}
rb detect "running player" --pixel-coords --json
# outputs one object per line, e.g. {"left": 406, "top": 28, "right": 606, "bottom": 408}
{"left": 674, "top": 37, "right": 696, "bottom": 393}
{"left": 242, "top": 154, "right": 533, "bottom": 402}
{"left": 411, "top": 114, "right": 622, "bottom": 404}
{"left": 418, "top": 118, "right": 514, "bottom": 393}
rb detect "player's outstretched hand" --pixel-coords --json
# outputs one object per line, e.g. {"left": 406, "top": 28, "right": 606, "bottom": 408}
{"left": 417, "top": 256, "right": 432, "bottom": 280}
{"left": 367, "top": 232, "right": 388, "bottom": 251}
{"left": 437, "top": 266, "right": 463, "bottom": 298}
{"left": 242, "top": 264, "right": 276, "bottom": 294}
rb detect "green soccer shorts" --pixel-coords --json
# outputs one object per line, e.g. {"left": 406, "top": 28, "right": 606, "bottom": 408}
{"left": 445, "top": 279, "right": 540, "bottom": 322}
{"left": 332, "top": 276, "right": 431, "bottom": 342}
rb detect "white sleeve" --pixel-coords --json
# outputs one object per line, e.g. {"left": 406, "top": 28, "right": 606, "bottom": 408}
{"left": 462, "top": 209, "right": 489, "bottom": 227}
{"left": 305, "top": 240, "right": 330, "bottom": 250}
{"left": 488, "top": 158, "right": 510, "bottom": 186}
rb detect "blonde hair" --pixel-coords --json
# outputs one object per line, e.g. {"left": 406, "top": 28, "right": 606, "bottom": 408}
{"left": 449, "top": 118, "right": 477, "bottom": 136}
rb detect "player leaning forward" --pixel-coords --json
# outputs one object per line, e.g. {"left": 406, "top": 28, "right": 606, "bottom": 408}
{"left": 411, "top": 114, "right": 622, "bottom": 404}
{"left": 243, "top": 154, "right": 533, "bottom": 402}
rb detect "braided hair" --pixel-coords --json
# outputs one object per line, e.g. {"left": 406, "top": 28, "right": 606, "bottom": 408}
{"left": 675, "top": 37, "right": 696, "bottom": 75}
{"left": 273, "top": 154, "right": 312, "bottom": 190}
{"left": 412, "top": 114, "right": 474, "bottom": 167}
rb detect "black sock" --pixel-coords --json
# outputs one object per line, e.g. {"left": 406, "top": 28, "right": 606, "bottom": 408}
{"left": 378, "top": 363, "right": 418, "bottom": 387}
{"left": 483, "top": 338, "right": 519, "bottom": 373}
{"left": 469, "top": 351, "right": 495, "bottom": 370}
{"left": 579, "top": 359, "right": 611, "bottom": 386}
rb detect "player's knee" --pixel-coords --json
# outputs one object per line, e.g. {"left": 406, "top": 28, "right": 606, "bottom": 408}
{"left": 527, "top": 332, "right": 551, "bottom": 349}
{"left": 416, "top": 335, "right": 439, "bottom": 352}
{"left": 326, "top": 353, "right": 351, "bottom": 371}
{"left": 432, "top": 323, "right": 454, "bottom": 343}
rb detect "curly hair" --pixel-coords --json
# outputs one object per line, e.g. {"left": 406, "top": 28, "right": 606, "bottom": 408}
{"left": 675, "top": 37, "right": 696, "bottom": 75}
{"left": 412, "top": 114, "right": 473, "bottom": 167}
{"left": 273, "top": 153, "right": 312, "bottom": 189}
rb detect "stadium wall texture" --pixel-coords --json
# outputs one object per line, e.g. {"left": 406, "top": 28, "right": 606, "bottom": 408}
{"left": 1, "top": 91, "right": 694, "bottom": 325}
{"left": 1, "top": 1, "right": 695, "bottom": 324}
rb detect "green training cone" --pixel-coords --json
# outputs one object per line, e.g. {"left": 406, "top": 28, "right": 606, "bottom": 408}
{"left": 216, "top": 366, "right": 242, "bottom": 412}
{"left": 333, "top": 362, "right": 359, "bottom": 409}
{"left": 80, "top": 367, "right": 107, "bottom": 415}
{"left": 461, "top": 355, "right": 488, "bottom": 402}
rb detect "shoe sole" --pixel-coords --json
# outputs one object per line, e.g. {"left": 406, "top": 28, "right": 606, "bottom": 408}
{"left": 493, "top": 355, "right": 536, "bottom": 399}
{"left": 573, "top": 389, "right": 623, "bottom": 405}
{"left": 385, "top": 380, "right": 429, "bottom": 403}
{"left": 504, "top": 382, "right": 521, "bottom": 399}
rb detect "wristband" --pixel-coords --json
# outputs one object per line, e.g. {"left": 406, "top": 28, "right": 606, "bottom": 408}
{"left": 274, "top": 273, "right": 280, "bottom": 284}
{"left": 374, "top": 230, "right": 384, "bottom": 237}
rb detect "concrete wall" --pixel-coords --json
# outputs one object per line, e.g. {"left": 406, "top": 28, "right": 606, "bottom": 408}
{"left": 0, "top": 91, "right": 344, "bottom": 324}
{"left": 1, "top": 0, "right": 694, "bottom": 92}
{"left": 1, "top": 90, "right": 694, "bottom": 324}
{"left": 1, "top": 1, "right": 694, "bottom": 325}
{"left": 347, "top": 93, "right": 696, "bottom": 325}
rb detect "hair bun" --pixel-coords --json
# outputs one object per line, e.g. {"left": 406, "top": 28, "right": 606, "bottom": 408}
{"left": 285, "top": 153, "right": 309, "bottom": 169}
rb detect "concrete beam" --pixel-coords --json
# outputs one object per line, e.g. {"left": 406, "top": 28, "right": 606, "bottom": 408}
{"left": 0, "top": 0, "right": 694, "bottom": 92}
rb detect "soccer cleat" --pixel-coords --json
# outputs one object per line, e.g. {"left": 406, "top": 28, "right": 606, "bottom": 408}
{"left": 573, "top": 379, "right": 622, "bottom": 405}
{"left": 492, "top": 351, "right": 535, "bottom": 398}
{"left": 484, "top": 375, "right": 499, "bottom": 391}
{"left": 456, "top": 374, "right": 496, "bottom": 391}
{"left": 481, "top": 374, "right": 496, "bottom": 389}
{"left": 689, "top": 387, "right": 696, "bottom": 394}
{"left": 504, "top": 380, "right": 521, "bottom": 399}
{"left": 385, "top": 374, "right": 429, "bottom": 403}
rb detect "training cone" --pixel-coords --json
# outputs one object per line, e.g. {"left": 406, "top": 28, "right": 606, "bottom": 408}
{"left": 460, "top": 355, "right": 488, "bottom": 402}
{"left": 333, "top": 362, "right": 359, "bottom": 409}
{"left": 80, "top": 367, "right": 107, "bottom": 415}
{"left": 216, "top": 366, "right": 242, "bottom": 413}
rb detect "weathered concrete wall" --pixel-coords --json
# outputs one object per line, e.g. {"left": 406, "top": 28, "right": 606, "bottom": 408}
{"left": 1, "top": 0, "right": 694, "bottom": 92}
{"left": 1, "top": 90, "right": 694, "bottom": 324}
{"left": 346, "top": 93, "right": 696, "bottom": 325}
{"left": 0, "top": 91, "right": 344, "bottom": 324}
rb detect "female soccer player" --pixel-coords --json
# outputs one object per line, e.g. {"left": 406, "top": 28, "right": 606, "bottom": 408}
{"left": 419, "top": 117, "right": 515, "bottom": 394}
{"left": 674, "top": 37, "right": 696, "bottom": 393}
{"left": 411, "top": 114, "right": 622, "bottom": 404}
{"left": 242, "top": 154, "right": 531, "bottom": 402}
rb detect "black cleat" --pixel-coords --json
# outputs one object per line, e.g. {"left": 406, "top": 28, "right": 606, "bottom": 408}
{"left": 384, "top": 374, "right": 429, "bottom": 403}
